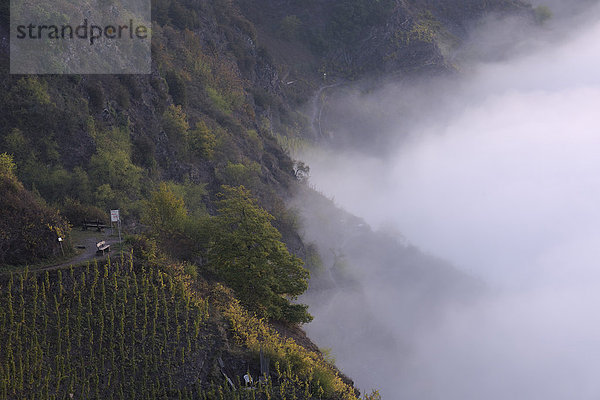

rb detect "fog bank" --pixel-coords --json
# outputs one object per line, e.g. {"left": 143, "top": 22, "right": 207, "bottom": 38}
{"left": 300, "top": 3, "right": 600, "bottom": 398}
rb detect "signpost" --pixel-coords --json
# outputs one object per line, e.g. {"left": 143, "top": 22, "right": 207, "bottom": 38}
{"left": 57, "top": 237, "right": 64, "bottom": 256}
{"left": 110, "top": 209, "right": 121, "bottom": 245}
{"left": 110, "top": 209, "right": 120, "bottom": 223}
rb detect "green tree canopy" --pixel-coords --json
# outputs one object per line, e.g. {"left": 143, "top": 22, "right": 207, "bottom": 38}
{"left": 209, "top": 185, "right": 312, "bottom": 324}
{"left": 0, "top": 153, "right": 16, "bottom": 178}
{"left": 142, "top": 183, "right": 188, "bottom": 235}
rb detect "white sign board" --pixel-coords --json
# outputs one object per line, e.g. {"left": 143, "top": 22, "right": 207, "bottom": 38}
{"left": 110, "top": 209, "right": 120, "bottom": 222}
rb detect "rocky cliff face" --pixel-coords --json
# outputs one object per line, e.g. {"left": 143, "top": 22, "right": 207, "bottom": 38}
{"left": 0, "top": 0, "right": 297, "bottom": 204}
{"left": 240, "top": 0, "right": 532, "bottom": 81}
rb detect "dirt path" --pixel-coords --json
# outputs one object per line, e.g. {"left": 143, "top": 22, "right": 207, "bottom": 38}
{"left": 56, "top": 236, "right": 116, "bottom": 268}
{"left": 310, "top": 82, "right": 345, "bottom": 139}
{"left": 0, "top": 234, "right": 119, "bottom": 277}
{"left": 40, "top": 233, "right": 118, "bottom": 273}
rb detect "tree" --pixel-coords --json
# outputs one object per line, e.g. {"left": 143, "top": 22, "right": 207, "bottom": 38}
{"left": 0, "top": 153, "right": 16, "bottom": 177}
{"left": 165, "top": 70, "right": 188, "bottom": 106}
{"left": 534, "top": 5, "right": 552, "bottom": 25}
{"left": 209, "top": 186, "right": 312, "bottom": 324}
{"left": 0, "top": 158, "right": 71, "bottom": 265}
{"left": 162, "top": 104, "right": 190, "bottom": 157}
{"left": 162, "top": 104, "right": 190, "bottom": 142}
{"left": 142, "top": 183, "right": 188, "bottom": 235}
{"left": 188, "top": 121, "right": 216, "bottom": 160}
{"left": 141, "top": 183, "right": 210, "bottom": 262}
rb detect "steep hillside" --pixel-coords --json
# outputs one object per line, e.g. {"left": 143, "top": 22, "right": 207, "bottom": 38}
{"left": 0, "top": 0, "right": 533, "bottom": 248}
{"left": 239, "top": 0, "right": 533, "bottom": 81}
{"left": 0, "top": 155, "right": 70, "bottom": 266}
{"left": 0, "top": 257, "right": 361, "bottom": 399}
{"left": 0, "top": 0, "right": 537, "bottom": 398}
{"left": 0, "top": 0, "right": 300, "bottom": 229}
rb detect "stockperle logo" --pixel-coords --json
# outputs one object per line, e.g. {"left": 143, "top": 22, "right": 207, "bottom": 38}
{"left": 10, "top": 0, "right": 151, "bottom": 74}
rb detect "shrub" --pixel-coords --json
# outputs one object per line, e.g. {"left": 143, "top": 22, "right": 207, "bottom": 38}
{"left": 2, "top": 128, "right": 29, "bottom": 162}
{"left": 13, "top": 76, "right": 52, "bottom": 106}
{"left": 165, "top": 70, "right": 188, "bottom": 106}
{"left": 93, "top": 183, "right": 117, "bottom": 211}
{"left": 141, "top": 183, "right": 188, "bottom": 236}
{"left": 67, "top": 167, "right": 93, "bottom": 204}
{"left": 222, "top": 286, "right": 356, "bottom": 399}
{"left": 132, "top": 134, "right": 157, "bottom": 170}
{"left": 218, "top": 161, "right": 261, "bottom": 190}
{"left": 206, "top": 87, "right": 232, "bottom": 115}
{"left": 88, "top": 127, "right": 143, "bottom": 199}
{"left": 0, "top": 172, "right": 71, "bottom": 265}
{"left": 188, "top": 121, "right": 217, "bottom": 160}
{"left": 534, "top": 5, "right": 552, "bottom": 25}
{"left": 0, "top": 152, "right": 16, "bottom": 177}
{"left": 60, "top": 197, "right": 109, "bottom": 226}
{"left": 249, "top": 87, "right": 275, "bottom": 109}
{"left": 168, "top": 0, "right": 198, "bottom": 29}
{"left": 162, "top": 104, "right": 190, "bottom": 142}
{"left": 87, "top": 83, "right": 105, "bottom": 112}
{"left": 163, "top": 180, "right": 208, "bottom": 217}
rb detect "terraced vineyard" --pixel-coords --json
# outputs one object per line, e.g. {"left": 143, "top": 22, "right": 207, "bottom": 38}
{"left": 0, "top": 256, "right": 211, "bottom": 399}
{"left": 0, "top": 256, "right": 362, "bottom": 400}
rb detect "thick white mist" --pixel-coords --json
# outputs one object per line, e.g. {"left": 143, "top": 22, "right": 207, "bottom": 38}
{"left": 387, "top": 86, "right": 600, "bottom": 287}
{"left": 303, "top": 4, "right": 600, "bottom": 399}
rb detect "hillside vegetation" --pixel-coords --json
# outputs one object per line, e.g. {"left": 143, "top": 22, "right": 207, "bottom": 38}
{"left": 0, "top": 256, "right": 362, "bottom": 400}
{"left": 0, "top": 0, "right": 533, "bottom": 268}
{"left": 0, "top": 0, "right": 534, "bottom": 398}
{"left": 0, "top": 154, "right": 70, "bottom": 266}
